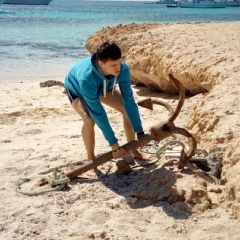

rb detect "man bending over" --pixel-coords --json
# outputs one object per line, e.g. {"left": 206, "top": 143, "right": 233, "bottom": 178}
{"left": 65, "top": 41, "right": 147, "bottom": 176}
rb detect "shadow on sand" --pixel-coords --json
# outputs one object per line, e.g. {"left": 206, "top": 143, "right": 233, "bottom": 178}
{"left": 71, "top": 159, "right": 200, "bottom": 220}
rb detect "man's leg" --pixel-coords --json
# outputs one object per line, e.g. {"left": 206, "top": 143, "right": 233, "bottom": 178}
{"left": 100, "top": 90, "right": 143, "bottom": 159}
{"left": 71, "top": 98, "right": 100, "bottom": 175}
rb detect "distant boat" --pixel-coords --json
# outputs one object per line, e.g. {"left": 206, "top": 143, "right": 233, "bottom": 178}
{"left": 179, "top": 0, "right": 227, "bottom": 8}
{"left": 167, "top": 3, "right": 180, "bottom": 7}
{"left": 156, "top": 0, "right": 178, "bottom": 4}
{"left": 4, "top": 0, "right": 52, "bottom": 5}
{"left": 144, "top": 1, "right": 156, "bottom": 4}
{"left": 226, "top": 0, "right": 240, "bottom": 6}
{"left": 0, "top": 0, "right": 6, "bottom": 6}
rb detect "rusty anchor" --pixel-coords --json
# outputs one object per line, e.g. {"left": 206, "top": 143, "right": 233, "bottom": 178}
{"left": 64, "top": 74, "right": 197, "bottom": 180}
{"left": 138, "top": 74, "right": 197, "bottom": 169}
{"left": 35, "top": 73, "right": 197, "bottom": 191}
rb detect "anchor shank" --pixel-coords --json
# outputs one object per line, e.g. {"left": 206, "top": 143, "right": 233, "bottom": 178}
{"left": 66, "top": 134, "right": 152, "bottom": 180}
{"left": 168, "top": 74, "right": 185, "bottom": 123}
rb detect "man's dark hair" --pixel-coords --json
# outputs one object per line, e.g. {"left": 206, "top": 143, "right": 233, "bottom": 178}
{"left": 96, "top": 41, "right": 121, "bottom": 63}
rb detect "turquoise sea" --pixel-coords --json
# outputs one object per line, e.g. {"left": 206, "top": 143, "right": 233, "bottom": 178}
{"left": 0, "top": 0, "right": 240, "bottom": 82}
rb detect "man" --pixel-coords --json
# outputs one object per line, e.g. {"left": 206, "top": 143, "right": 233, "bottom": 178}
{"left": 65, "top": 41, "right": 147, "bottom": 176}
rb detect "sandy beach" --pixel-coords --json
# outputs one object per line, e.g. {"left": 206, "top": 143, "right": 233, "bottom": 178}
{"left": 1, "top": 21, "right": 240, "bottom": 240}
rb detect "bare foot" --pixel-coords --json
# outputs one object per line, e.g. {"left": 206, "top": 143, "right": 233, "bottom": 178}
{"left": 131, "top": 149, "right": 150, "bottom": 162}
{"left": 82, "top": 167, "right": 102, "bottom": 178}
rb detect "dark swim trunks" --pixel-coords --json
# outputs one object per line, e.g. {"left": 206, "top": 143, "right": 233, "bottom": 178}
{"left": 65, "top": 88, "right": 78, "bottom": 104}
{"left": 64, "top": 88, "right": 90, "bottom": 115}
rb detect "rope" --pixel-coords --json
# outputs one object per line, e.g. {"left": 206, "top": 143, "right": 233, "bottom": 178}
{"left": 15, "top": 183, "right": 66, "bottom": 196}
{"left": 130, "top": 140, "right": 185, "bottom": 169}
{"left": 155, "top": 140, "right": 186, "bottom": 158}
{"left": 137, "top": 139, "right": 208, "bottom": 169}
{"left": 15, "top": 170, "right": 70, "bottom": 196}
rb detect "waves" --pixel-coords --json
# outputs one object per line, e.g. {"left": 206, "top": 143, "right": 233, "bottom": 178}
{"left": 0, "top": 40, "right": 90, "bottom": 60}
{"left": 0, "top": 1, "right": 239, "bottom": 82}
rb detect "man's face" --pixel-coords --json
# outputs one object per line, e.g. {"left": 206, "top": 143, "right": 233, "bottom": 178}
{"left": 99, "top": 58, "right": 122, "bottom": 76}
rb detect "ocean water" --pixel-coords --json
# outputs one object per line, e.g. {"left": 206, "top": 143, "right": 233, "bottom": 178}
{"left": 0, "top": 0, "right": 239, "bottom": 82}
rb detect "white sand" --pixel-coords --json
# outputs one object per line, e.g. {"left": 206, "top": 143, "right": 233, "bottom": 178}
{"left": 0, "top": 80, "right": 239, "bottom": 240}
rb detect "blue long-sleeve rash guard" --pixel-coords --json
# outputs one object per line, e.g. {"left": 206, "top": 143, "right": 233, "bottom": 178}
{"left": 65, "top": 53, "right": 143, "bottom": 146}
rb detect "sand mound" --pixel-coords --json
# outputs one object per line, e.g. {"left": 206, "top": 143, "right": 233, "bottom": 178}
{"left": 85, "top": 21, "right": 240, "bottom": 217}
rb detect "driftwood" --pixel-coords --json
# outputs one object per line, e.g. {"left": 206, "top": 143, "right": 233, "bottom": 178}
{"left": 40, "top": 80, "right": 65, "bottom": 88}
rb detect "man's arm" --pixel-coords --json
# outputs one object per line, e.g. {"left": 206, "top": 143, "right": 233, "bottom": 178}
{"left": 118, "top": 66, "right": 143, "bottom": 135}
